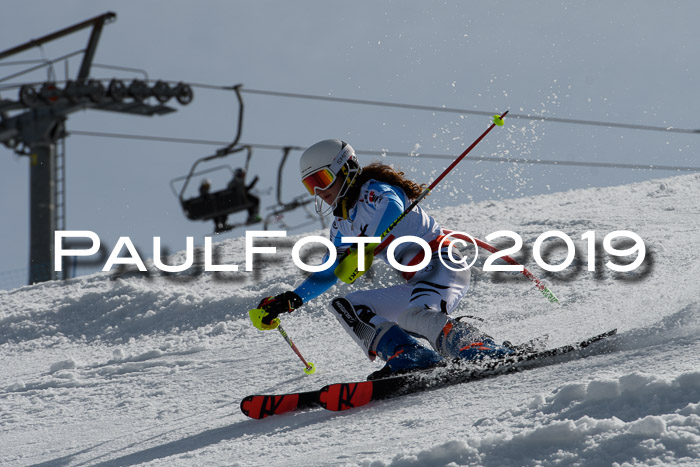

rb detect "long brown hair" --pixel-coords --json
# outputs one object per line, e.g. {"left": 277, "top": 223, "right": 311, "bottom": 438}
{"left": 347, "top": 162, "right": 425, "bottom": 201}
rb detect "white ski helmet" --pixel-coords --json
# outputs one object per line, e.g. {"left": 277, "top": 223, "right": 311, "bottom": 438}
{"left": 299, "top": 139, "right": 360, "bottom": 216}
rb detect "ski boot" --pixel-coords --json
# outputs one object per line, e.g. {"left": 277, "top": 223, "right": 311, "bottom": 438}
{"left": 368, "top": 323, "right": 443, "bottom": 380}
{"left": 435, "top": 319, "right": 515, "bottom": 363}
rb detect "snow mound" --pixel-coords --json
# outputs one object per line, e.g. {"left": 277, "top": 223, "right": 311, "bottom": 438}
{"left": 374, "top": 372, "right": 700, "bottom": 466}
{"left": 2, "top": 173, "right": 700, "bottom": 466}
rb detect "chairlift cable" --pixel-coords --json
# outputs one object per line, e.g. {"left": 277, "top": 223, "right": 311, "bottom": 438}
{"left": 238, "top": 87, "right": 700, "bottom": 135}
{"left": 67, "top": 130, "right": 700, "bottom": 173}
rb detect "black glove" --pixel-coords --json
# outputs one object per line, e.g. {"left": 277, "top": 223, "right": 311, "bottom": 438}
{"left": 257, "top": 291, "right": 303, "bottom": 325}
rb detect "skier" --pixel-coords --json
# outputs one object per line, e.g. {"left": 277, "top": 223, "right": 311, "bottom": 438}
{"left": 249, "top": 139, "right": 514, "bottom": 378}
{"left": 227, "top": 168, "right": 261, "bottom": 225}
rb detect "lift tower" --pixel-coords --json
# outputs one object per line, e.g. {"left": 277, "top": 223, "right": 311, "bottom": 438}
{"left": 0, "top": 12, "right": 192, "bottom": 284}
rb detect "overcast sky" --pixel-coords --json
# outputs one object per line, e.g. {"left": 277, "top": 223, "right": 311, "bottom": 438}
{"left": 1, "top": 1, "right": 698, "bottom": 289}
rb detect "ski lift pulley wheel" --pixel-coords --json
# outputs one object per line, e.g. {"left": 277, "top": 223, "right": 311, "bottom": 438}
{"left": 108, "top": 79, "right": 127, "bottom": 102}
{"left": 153, "top": 80, "right": 172, "bottom": 103}
{"left": 87, "top": 79, "right": 106, "bottom": 103}
{"left": 175, "top": 82, "right": 193, "bottom": 105}
{"left": 39, "top": 82, "right": 60, "bottom": 103}
{"left": 128, "top": 79, "right": 150, "bottom": 102}
{"left": 19, "top": 85, "right": 39, "bottom": 107}
{"left": 63, "top": 80, "right": 81, "bottom": 103}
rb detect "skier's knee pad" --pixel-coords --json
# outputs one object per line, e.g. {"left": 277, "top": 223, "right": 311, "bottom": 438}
{"left": 329, "top": 297, "right": 386, "bottom": 360}
{"left": 397, "top": 306, "right": 451, "bottom": 349}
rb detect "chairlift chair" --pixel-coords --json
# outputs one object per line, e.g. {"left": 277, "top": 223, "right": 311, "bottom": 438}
{"left": 170, "top": 85, "right": 261, "bottom": 233}
{"left": 171, "top": 146, "right": 261, "bottom": 233}
{"left": 263, "top": 146, "right": 326, "bottom": 231}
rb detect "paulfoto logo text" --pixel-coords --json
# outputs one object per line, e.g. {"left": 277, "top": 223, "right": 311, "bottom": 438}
{"left": 55, "top": 229, "right": 647, "bottom": 276}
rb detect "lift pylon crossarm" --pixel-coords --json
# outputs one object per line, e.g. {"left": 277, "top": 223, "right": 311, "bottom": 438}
{"left": 77, "top": 15, "right": 114, "bottom": 81}
{"left": 8, "top": 79, "right": 189, "bottom": 116}
{"left": 0, "top": 12, "right": 116, "bottom": 61}
{"left": 0, "top": 12, "right": 191, "bottom": 285}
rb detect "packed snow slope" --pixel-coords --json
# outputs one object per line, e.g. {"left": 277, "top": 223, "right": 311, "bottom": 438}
{"left": 1, "top": 173, "right": 699, "bottom": 466}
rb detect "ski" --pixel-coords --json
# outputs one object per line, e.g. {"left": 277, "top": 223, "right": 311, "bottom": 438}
{"left": 240, "top": 389, "right": 321, "bottom": 420}
{"left": 240, "top": 329, "right": 616, "bottom": 419}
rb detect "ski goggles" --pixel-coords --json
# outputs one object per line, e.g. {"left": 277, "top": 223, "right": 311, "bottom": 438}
{"left": 302, "top": 167, "right": 336, "bottom": 195}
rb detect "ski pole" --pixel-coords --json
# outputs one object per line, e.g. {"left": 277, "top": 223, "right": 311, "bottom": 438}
{"left": 376, "top": 112, "right": 508, "bottom": 248}
{"left": 277, "top": 324, "right": 316, "bottom": 375}
{"left": 339, "top": 112, "right": 509, "bottom": 283}
{"left": 375, "top": 112, "right": 558, "bottom": 304}
{"left": 443, "top": 229, "right": 559, "bottom": 303}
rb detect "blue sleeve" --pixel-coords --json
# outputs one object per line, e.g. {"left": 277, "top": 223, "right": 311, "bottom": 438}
{"left": 292, "top": 184, "right": 405, "bottom": 304}
{"left": 292, "top": 257, "right": 340, "bottom": 303}
{"left": 369, "top": 187, "right": 405, "bottom": 238}
{"left": 292, "top": 223, "right": 344, "bottom": 303}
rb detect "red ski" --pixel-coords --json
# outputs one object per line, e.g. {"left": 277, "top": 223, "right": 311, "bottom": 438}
{"left": 240, "top": 329, "right": 616, "bottom": 420}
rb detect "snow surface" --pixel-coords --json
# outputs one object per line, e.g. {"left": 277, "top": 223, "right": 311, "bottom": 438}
{"left": 1, "top": 173, "right": 699, "bottom": 466}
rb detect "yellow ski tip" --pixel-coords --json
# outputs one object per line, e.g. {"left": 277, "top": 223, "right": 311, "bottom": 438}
{"left": 492, "top": 114, "right": 505, "bottom": 126}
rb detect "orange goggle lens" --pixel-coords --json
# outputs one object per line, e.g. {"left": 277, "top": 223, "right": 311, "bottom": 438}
{"left": 302, "top": 168, "right": 336, "bottom": 194}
